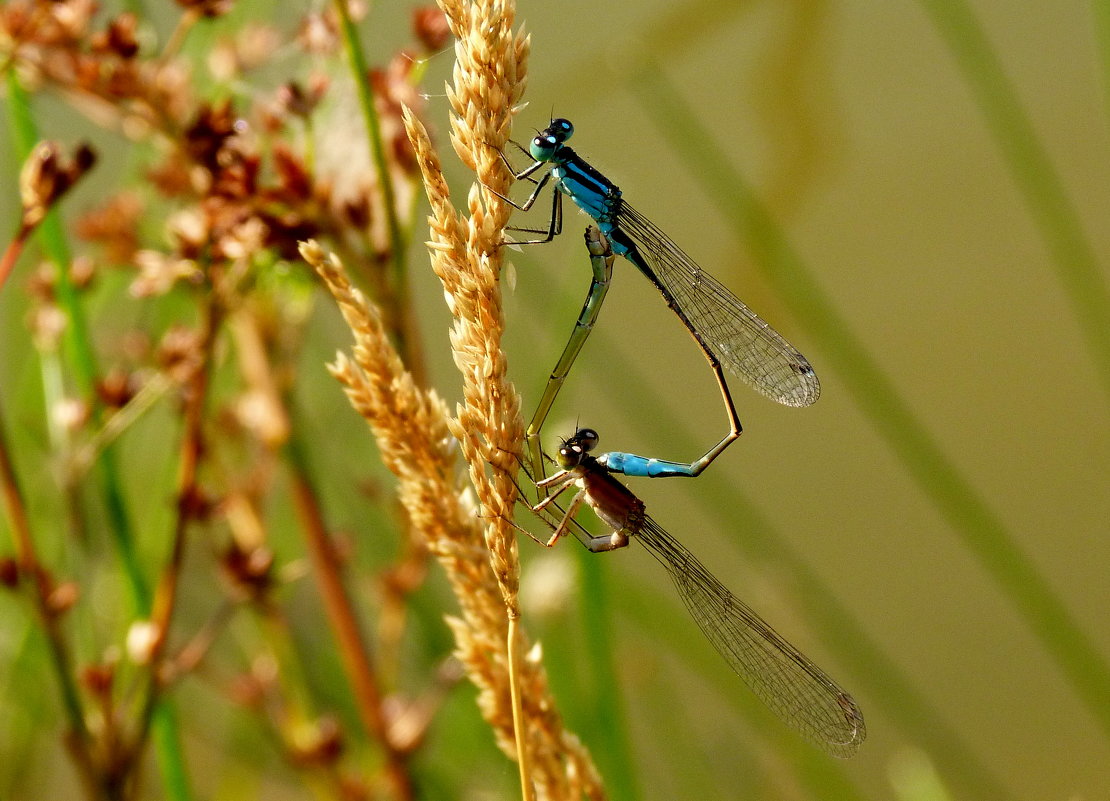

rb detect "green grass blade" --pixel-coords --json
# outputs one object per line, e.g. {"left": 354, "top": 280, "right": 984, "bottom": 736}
{"left": 629, "top": 60, "right": 1110, "bottom": 746}
{"left": 573, "top": 543, "right": 640, "bottom": 801}
{"left": 919, "top": 0, "right": 1110, "bottom": 401}
{"left": 4, "top": 73, "right": 193, "bottom": 801}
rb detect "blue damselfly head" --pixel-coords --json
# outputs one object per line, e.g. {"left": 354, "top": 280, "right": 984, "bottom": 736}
{"left": 529, "top": 118, "right": 575, "bottom": 161}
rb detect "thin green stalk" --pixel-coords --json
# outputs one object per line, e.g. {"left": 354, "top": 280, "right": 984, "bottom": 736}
{"left": 4, "top": 73, "right": 192, "bottom": 801}
{"left": 630, "top": 60, "right": 1110, "bottom": 742}
{"left": 0, "top": 403, "right": 101, "bottom": 798}
{"left": 5, "top": 78, "right": 94, "bottom": 391}
{"left": 573, "top": 544, "right": 639, "bottom": 801}
{"left": 920, "top": 0, "right": 1110, "bottom": 401}
{"left": 332, "top": 0, "right": 412, "bottom": 344}
{"left": 5, "top": 73, "right": 148, "bottom": 609}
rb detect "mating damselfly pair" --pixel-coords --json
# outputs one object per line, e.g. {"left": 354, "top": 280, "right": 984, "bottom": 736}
{"left": 495, "top": 118, "right": 865, "bottom": 757}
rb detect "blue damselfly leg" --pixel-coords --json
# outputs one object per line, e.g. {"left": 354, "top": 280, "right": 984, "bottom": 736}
{"left": 495, "top": 119, "right": 819, "bottom": 478}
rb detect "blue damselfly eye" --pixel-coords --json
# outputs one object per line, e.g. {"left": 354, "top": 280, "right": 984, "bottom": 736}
{"left": 529, "top": 133, "right": 559, "bottom": 161}
{"left": 548, "top": 118, "right": 574, "bottom": 142}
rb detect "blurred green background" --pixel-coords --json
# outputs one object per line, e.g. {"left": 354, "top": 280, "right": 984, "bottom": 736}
{"left": 3, "top": 0, "right": 1110, "bottom": 799}
{"left": 498, "top": 0, "right": 1110, "bottom": 798}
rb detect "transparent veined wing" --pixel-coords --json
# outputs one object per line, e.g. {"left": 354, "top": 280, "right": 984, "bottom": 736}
{"left": 617, "top": 202, "right": 820, "bottom": 407}
{"left": 635, "top": 515, "right": 865, "bottom": 757}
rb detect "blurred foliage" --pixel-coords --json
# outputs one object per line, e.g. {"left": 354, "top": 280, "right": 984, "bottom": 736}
{"left": 2, "top": 0, "right": 1110, "bottom": 800}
